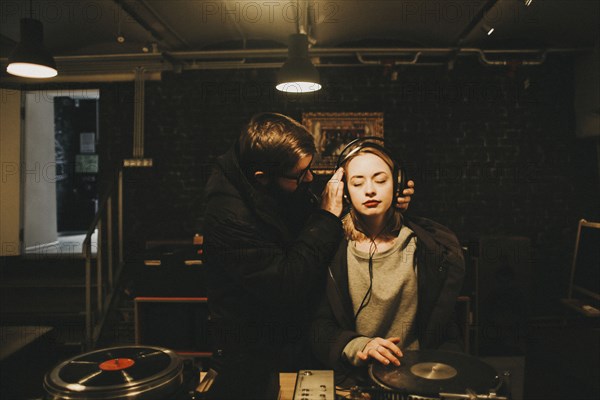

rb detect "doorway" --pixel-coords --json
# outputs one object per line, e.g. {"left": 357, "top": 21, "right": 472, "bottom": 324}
{"left": 23, "top": 90, "right": 100, "bottom": 255}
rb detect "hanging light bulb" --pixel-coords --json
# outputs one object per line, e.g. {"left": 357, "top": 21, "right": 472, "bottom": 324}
{"left": 276, "top": 33, "right": 321, "bottom": 93}
{"left": 7, "top": 18, "right": 57, "bottom": 78}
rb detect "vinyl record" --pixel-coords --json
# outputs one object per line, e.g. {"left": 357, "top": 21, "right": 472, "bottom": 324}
{"left": 369, "top": 350, "right": 500, "bottom": 397}
{"left": 44, "top": 346, "right": 184, "bottom": 399}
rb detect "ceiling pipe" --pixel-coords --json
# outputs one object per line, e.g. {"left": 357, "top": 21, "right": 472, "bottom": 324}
{"left": 357, "top": 52, "right": 426, "bottom": 66}
{"left": 0, "top": 47, "right": 583, "bottom": 63}
{"left": 157, "top": 47, "right": 582, "bottom": 60}
{"left": 462, "top": 49, "right": 549, "bottom": 66}
{"left": 0, "top": 47, "right": 588, "bottom": 80}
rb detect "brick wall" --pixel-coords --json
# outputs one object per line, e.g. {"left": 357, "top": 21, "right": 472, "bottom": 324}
{"left": 100, "top": 56, "right": 599, "bottom": 314}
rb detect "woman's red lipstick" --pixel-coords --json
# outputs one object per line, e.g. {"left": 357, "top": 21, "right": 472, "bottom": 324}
{"left": 363, "top": 200, "right": 381, "bottom": 207}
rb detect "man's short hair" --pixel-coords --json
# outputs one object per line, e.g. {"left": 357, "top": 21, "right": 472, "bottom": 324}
{"left": 239, "top": 112, "right": 316, "bottom": 176}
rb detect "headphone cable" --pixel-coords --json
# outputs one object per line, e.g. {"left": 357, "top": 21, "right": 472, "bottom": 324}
{"left": 353, "top": 241, "right": 375, "bottom": 320}
{"left": 353, "top": 210, "right": 398, "bottom": 321}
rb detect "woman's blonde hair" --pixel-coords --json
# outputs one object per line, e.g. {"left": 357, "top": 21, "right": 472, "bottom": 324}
{"left": 341, "top": 146, "right": 403, "bottom": 241}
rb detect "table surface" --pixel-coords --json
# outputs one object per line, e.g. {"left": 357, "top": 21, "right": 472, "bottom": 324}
{"left": 278, "top": 373, "right": 298, "bottom": 400}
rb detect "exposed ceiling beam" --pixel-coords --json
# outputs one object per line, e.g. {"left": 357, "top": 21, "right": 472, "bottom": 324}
{"left": 453, "top": 0, "right": 502, "bottom": 47}
{"left": 114, "top": 0, "right": 165, "bottom": 43}
{"left": 447, "top": 0, "right": 502, "bottom": 69}
{"left": 113, "top": 0, "right": 191, "bottom": 51}
{"left": 138, "top": 0, "right": 191, "bottom": 48}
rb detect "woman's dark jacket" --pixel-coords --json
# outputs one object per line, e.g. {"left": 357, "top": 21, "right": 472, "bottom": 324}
{"left": 311, "top": 216, "right": 465, "bottom": 379}
{"left": 203, "top": 144, "right": 343, "bottom": 367}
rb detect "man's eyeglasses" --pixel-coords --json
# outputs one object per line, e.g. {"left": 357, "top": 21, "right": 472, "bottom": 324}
{"left": 281, "top": 164, "right": 313, "bottom": 185}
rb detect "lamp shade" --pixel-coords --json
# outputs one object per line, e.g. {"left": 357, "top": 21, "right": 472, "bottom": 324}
{"left": 7, "top": 18, "right": 57, "bottom": 78}
{"left": 276, "top": 34, "right": 321, "bottom": 93}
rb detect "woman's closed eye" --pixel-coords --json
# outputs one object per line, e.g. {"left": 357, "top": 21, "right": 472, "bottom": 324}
{"left": 350, "top": 177, "right": 387, "bottom": 187}
{"left": 373, "top": 172, "right": 389, "bottom": 183}
{"left": 350, "top": 178, "right": 365, "bottom": 187}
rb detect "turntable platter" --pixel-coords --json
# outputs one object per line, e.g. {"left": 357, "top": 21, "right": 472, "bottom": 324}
{"left": 43, "top": 346, "right": 184, "bottom": 399}
{"left": 410, "top": 362, "right": 457, "bottom": 380}
{"left": 369, "top": 350, "right": 499, "bottom": 396}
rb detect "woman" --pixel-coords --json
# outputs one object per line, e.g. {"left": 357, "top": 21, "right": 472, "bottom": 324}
{"left": 311, "top": 144, "right": 465, "bottom": 386}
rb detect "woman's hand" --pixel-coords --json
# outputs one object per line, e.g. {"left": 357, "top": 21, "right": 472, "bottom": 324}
{"left": 396, "top": 180, "right": 415, "bottom": 211}
{"left": 357, "top": 337, "right": 403, "bottom": 366}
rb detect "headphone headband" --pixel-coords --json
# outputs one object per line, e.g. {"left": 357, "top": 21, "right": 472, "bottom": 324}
{"left": 335, "top": 136, "right": 387, "bottom": 170}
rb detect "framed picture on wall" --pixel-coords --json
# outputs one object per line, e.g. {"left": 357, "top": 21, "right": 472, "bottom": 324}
{"left": 302, "top": 112, "right": 384, "bottom": 174}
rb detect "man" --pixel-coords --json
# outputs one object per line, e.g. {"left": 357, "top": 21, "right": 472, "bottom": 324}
{"left": 203, "top": 113, "right": 412, "bottom": 399}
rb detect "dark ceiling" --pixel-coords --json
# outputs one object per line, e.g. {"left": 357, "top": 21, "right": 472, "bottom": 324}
{"left": 0, "top": 0, "right": 599, "bottom": 80}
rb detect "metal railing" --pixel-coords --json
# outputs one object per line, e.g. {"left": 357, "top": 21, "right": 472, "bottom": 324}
{"left": 82, "top": 169, "right": 124, "bottom": 350}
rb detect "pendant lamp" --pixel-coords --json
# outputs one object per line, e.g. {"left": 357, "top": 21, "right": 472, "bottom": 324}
{"left": 7, "top": 18, "right": 58, "bottom": 78}
{"left": 276, "top": 33, "right": 321, "bottom": 93}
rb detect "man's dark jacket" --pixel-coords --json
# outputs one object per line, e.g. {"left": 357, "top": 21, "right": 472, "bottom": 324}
{"left": 311, "top": 216, "right": 465, "bottom": 383}
{"left": 203, "top": 145, "right": 343, "bottom": 377}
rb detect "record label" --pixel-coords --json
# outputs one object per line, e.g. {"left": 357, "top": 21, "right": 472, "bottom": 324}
{"left": 99, "top": 358, "right": 135, "bottom": 371}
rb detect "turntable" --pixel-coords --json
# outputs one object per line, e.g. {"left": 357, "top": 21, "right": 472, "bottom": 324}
{"left": 366, "top": 350, "right": 509, "bottom": 400}
{"left": 43, "top": 346, "right": 198, "bottom": 400}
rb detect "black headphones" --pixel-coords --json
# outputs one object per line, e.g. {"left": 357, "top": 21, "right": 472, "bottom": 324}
{"left": 335, "top": 137, "right": 406, "bottom": 200}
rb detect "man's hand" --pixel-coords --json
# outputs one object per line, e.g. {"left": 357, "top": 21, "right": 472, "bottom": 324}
{"left": 357, "top": 337, "right": 403, "bottom": 366}
{"left": 396, "top": 180, "right": 415, "bottom": 211}
{"left": 320, "top": 167, "right": 345, "bottom": 217}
